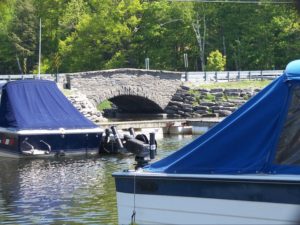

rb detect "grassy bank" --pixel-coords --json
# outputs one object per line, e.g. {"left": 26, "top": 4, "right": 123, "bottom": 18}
{"left": 188, "top": 80, "right": 271, "bottom": 90}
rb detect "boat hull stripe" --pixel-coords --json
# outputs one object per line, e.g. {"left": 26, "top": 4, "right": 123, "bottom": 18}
{"left": 114, "top": 175, "right": 300, "bottom": 204}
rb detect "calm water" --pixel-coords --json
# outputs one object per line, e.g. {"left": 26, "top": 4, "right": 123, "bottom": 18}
{"left": 0, "top": 134, "right": 196, "bottom": 225}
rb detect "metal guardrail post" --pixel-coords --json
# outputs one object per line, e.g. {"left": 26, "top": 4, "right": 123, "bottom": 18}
{"left": 205, "top": 71, "right": 207, "bottom": 82}
{"left": 237, "top": 71, "right": 240, "bottom": 81}
{"left": 248, "top": 71, "right": 251, "bottom": 80}
{"left": 260, "top": 70, "right": 263, "bottom": 81}
{"left": 227, "top": 71, "right": 230, "bottom": 82}
{"left": 181, "top": 73, "right": 185, "bottom": 81}
{"left": 215, "top": 71, "right": 218, "bottom": 82}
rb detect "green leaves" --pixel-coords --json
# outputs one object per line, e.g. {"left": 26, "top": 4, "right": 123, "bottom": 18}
{"left": 206, "top": 50, "right": 226, "bottom": 71}
{"left": 0, "top": 1, "right": 300, "bottom": 74}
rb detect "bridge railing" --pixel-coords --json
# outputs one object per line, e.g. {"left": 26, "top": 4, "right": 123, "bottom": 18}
{"left": 0, "top": 70, "right": 284, "bottom": 83}
{"left": 182, "top": 70, "right": 284, "bottom": 82}
{"left": 0, "top": 74, "right": 55, "bottom": 80}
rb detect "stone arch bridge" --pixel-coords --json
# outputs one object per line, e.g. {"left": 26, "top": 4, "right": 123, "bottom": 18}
{"left": 66, "top": 69, "right": 183, "bottom": 113}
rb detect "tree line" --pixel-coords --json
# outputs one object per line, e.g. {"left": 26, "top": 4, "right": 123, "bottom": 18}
{"left": 0, "top": 0, "right": 299, "bottom": 74}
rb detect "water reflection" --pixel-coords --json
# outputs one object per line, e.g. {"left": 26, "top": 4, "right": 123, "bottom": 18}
{"left": 0, "top": 135, "right": 196, "bottom": 224}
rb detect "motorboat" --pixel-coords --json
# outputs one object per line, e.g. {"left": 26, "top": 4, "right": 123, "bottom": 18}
{"left": 113, "top": 60, "right": 300, "bottom": 224}
{"left": 0, "top": 79, "right": 102, "bottom": 158}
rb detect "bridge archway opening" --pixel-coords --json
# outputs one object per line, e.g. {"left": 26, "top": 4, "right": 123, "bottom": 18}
{"left": 108, "top": 95, "right": 164, "bottom": 114}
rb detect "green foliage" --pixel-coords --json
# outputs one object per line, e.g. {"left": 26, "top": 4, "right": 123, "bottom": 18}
{"left": 32, "top": 58, "right": 50, "bottom": 74}
{"left": 11, "top": 0, "right": 38, "bottom": 72}
{"left": 192, "top": 80, "right": 271, "bottom": 90}
{"left": 204, "top": 93, "right": 216, "bottom": 102}
{"left": 206, "top": 50, "right": 226, "bottom": 71}
{"left": 0, "top": 0, "right": 16, "bottom": 73}
{"left": 0, "top": 1, "right": 300, "bottom": 74}
{"left": 97, "top": 100, "right": 112, "bottom": 111}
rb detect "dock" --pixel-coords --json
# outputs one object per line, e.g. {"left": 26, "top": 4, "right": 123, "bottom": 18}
{"left": 98, "top": 118, "right": 223, "bottom": 130}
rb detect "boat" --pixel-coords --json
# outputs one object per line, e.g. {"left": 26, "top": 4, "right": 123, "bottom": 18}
{"left": 113, "top": 59, "right": 300, "bottom": 225}
{"left": 0, "top": 79, "right": 103, "bottom": 158}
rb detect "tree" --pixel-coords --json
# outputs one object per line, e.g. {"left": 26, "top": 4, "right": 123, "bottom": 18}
{"left": 10, "top": 0, "right": 38, "bottom": 73}
{"left": 206, "top": 50, "right": 226, "bottom": 71}
{"left": 0, "top": 0, "right": 16, "bottom": 73}
{"left": 128, "top": 0, "right": 195, "bottom": 70}
{"left": 58, "top": 0, "right": 143, "bottom": 72}
{"left": 1, "top": 0, "right": 300, "bottom": 73}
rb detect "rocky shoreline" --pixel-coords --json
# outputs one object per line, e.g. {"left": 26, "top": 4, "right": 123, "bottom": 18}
{"left": 67, "top": 92, "right": 107, "bottom": 123}
{"left": 164, "top": 86, "right": 261, "bottom": 118}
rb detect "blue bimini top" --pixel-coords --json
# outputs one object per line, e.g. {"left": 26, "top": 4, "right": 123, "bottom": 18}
{"left": 0, "top": 79, "right": 97, "bottom": 130}
{"left": 145, "top": 59, "right": 300, "bottom": 175}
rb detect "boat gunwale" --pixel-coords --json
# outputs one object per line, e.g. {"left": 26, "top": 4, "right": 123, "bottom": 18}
{"left": 113, "top": 170, "right": 300, "bottom": 183}
{"left": 0, "top": 127, "right": 103, "bottom": 135}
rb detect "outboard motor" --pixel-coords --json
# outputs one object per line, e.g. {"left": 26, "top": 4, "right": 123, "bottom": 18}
{"left": 128, "top": 127, "right": 135, "bottom": 137}
{"left": 104, "top": 128, "right": 112, "bottom": 144}
{"left": 125, "top": 132, "right": 157, "bottom": 169}
{"left": 125, "top": 137, "right": 150, "bottom": 168}
{"left": 100, "top": 126, "right": 157, "bottom": 161}
{"left": 100, "top": 128, "right": 120, "bottom": 154}
{"left": 111, "top": 126, "right": 124, "bottom": 149}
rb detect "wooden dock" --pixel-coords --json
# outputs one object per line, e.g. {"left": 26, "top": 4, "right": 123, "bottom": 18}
{"left": 98, "top": 118, "right": 223, "bottom": 130}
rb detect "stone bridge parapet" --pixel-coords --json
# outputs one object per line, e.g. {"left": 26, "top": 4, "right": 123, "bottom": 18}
{"left": 66, "top": 68, "right": 183, "bottom": 113}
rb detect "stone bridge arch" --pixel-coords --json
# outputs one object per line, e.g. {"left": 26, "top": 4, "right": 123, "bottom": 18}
{"left": 100, "top": 86, "right": 164, "bottom": 113}
{"left": 67, "top": 68, "right": 182, "bottom": 114}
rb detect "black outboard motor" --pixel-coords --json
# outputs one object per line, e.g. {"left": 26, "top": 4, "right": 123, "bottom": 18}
{"left": 100, "top": 127, "right": 157, "bottom": 162}
{"left": 100, "top": 127, "right": 123, "bottom": 154}
{"left": 104, "top": 128, "right": 111, "bottom": 143}
{"left": 125, "top": 137, "right": 150, "bottom": 168}
{"left": 111, "top": 126, "right": 124, "bottom": 149}
{"left": 125, "top": 132, "right": 157, "bottom": 169}
{"left": 128, "top": 127, "right": 135, "bottom": 137}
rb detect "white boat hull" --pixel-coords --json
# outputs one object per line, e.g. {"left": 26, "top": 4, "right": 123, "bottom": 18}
{"left": 114, "top": 172, "right": 300, "bottom": 225}
{"left": 116, "top": 192, "right": 300, "bottom": 224}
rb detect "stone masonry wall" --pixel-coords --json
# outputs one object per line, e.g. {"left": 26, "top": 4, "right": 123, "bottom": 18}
{"left": 67, "top": 92, "right": 107, "bottom": 123}
{"left": 67, "top": 68, "right": 182, "bottom": 110}
{"left": 165, "top": 86, "right": 261, "bottom": 118}
{"left": 65, "top": 85, "right": 261, "bottom": 121}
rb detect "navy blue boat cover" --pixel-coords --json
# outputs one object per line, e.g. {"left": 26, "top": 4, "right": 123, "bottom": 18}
{"left": 146, "top": 60, "right": 300, "bottom": 174}
{"left": 0, "top": 79, "right": 97, "bottom": 129}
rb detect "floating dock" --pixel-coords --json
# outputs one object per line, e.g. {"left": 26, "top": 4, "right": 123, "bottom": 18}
{"left": 98, "top": 118, "right": 223, "bottom": 131}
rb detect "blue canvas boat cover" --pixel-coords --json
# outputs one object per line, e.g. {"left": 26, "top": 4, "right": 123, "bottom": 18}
{"left": 0, "top": 79, "right": 98, "bottom": 130}
{"left": 146, "top": 60, "right": 300, "bottom": 175}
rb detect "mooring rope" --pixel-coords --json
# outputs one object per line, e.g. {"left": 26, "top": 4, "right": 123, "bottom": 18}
{"left": 131, "top": 173, "right": 136, "bottom": 224}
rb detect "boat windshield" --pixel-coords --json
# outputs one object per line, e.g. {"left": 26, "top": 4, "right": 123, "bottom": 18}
{"left": 275, "top": 85, "right": 300, "bottom": 165}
